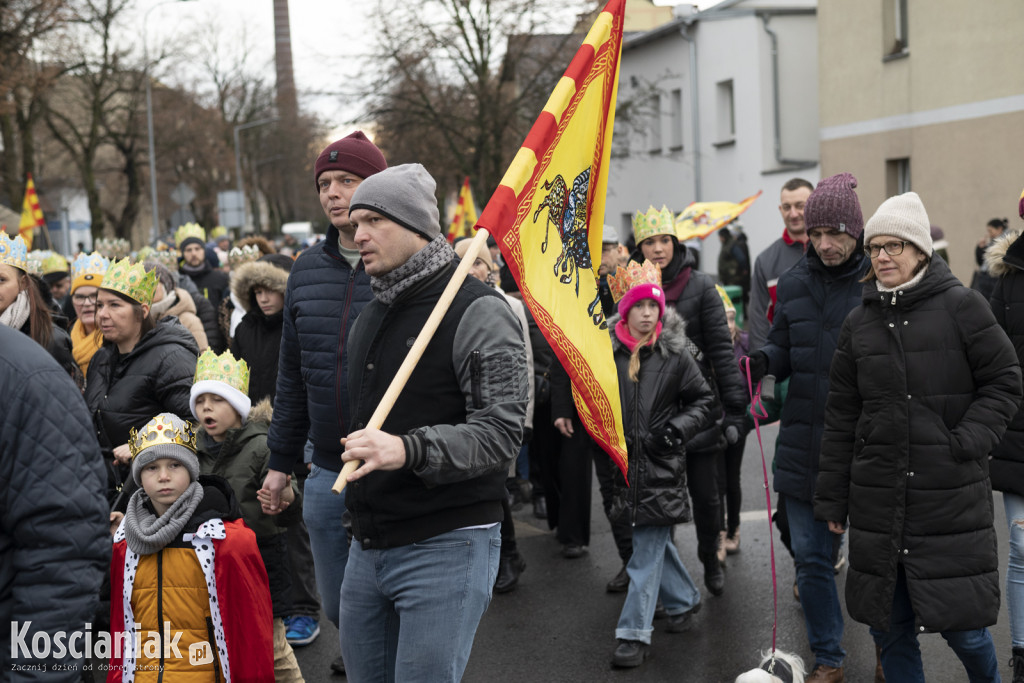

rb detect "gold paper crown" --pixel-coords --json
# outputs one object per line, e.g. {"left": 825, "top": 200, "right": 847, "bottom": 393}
{"left": 228, "top": 244, "right": 260, "bottom": 267}
{"left": 71, "top": 252, "right": 110, "bottom": 281}
{"left": 135, "top": 246, "right": 156, "bottom": 263}
{"left": 102, "top": 257, "right": 158, "bottom": 305}
{"left": 174, "top": 222, "right": 206, "bottom": 248}
{"left": 194, "top": 348, "right": 250, "bottom": 394}
{"left": 0, "top": 233, "right": 30, "bottom": 272}
{"left": 209, "top": 226, "right": 228, "bottom": 240}
{"left": 607, "top": 260, "right": 662, "bottom": 304}
{"left": 129, "top": 414, "right": 197, "bottom": 459}
{"left": 153, "top": 246, "right": 180, "bottom": 270}
{"left": 631, "top": 205, "right": 677, "bottom": 244}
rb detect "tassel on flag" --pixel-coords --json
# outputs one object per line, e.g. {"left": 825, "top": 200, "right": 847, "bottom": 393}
{"left": 447, "top": 177, "right": 479, "bottom": 243}
{"left": 19, "top": 173, "right": 45, "bottom": 251}
{"left": 475, "top": 0, "right": 628, "bottom": 475}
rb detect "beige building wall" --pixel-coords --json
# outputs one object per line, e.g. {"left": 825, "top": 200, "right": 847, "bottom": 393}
{"left": 817, "top": 0, "right": 1024, "bottom": 284}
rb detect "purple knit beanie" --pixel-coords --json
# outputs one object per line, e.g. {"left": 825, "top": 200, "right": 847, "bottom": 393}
{"left": 313, "top": 131, "right": 387, "bottom": 190}
{"left": 803, "top": 172, "right": 864, "bottom": 239}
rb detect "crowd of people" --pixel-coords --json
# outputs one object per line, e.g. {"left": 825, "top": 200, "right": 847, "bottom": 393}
{"left": 3, "top": 128, "right": 1024, "bottom": 683}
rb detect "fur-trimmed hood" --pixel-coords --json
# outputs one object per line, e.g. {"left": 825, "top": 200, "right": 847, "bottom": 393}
{"left": 247, "top": 397, "right": 273, "bottom": 424}
{"left": 231, "top": 261, "right": 289, "bottom": 312}
{"left": 607, "top": 306, "right": 689, "bottom": 356}
{"left": 985, "top": 230, "right": 1024, "bottom": 277}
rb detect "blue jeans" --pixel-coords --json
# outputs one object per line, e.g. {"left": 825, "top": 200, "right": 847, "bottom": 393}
{"left": 783, "top": 493, "right": 845, "bottom": 668}
{"left": 303, "top": 462, "right": 349, "bottom": 627}
{"left": 1006, "top": 493, "right": 1024, "bottom": 648}
{"left": 339, "top": 525, "right": 501, "bottom": 682}
{"left": 615, "top": 525, "right": 701, "bottom": 644}
{"left": 871, "top": 564, "right": 1000, "bottom": 682}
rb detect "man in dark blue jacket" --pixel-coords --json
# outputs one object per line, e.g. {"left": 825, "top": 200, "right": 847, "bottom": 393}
{"left": 261, "top": 131, "right": 386, "bottom": 673}
{"left": 746, "top": 172, "right": 868, "bottom": 683}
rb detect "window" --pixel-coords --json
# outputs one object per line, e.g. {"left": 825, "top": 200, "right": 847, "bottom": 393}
{"left": 886, "top": 158, "right": 911, "bottom": 196}
{"left": 648, "top": 93, "right": 663, "bottom": 153}
{"left": 715, "top": 79, "right": 735, "bottom": 144}
{"left": 669, "top": 88, "right": 683, "bottom": 151}
{"left": 883, "top": 0, "right": 909, "bottom": 58}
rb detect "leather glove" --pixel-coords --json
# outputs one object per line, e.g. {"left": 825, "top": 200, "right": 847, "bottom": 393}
{"left": 722, "top": 412, "right": 751, "bottom": 445}
{"left": 645, "top": 424, "right": 681, "bottom": 457}
{"left": 743, "top": 351, "right": 769, "bottom": 387}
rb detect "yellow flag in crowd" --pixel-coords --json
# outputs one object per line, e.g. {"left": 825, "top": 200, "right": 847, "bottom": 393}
{"left": 675, "top": 191, "right": 762, "bottom": 242}
{"left": 475, "top": 0, "right": 628, "bottom": 475}
{"left": 447, "top": 177, "right": 479, "bottom": 242}
{"left": 19, "top": 173, "right": 45, "bottom": 250}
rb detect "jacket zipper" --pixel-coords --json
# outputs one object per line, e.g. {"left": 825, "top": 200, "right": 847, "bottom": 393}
{"left": 630, "top": 371, "right": 640, "bottom": 527}
{"left": 335, "top": 262, "right": 358, "bottom": 442}
{"left": 470, "top": 350, "right": 483, "bottom": 409}
{"left": 157, "top": 551, "right": 165, "bottom": 682}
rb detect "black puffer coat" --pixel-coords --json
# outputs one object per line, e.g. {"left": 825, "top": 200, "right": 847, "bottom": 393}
{"left": 761, "top": 244, "right": 869, "bottom": 502}
{"left": 815, "top": 255, "right": 1021, "bottom": 632}
{"left": 85, "top": 317, "right": 199, "bottom": 449}
{"left": 656, "top": 247, "right": 747, "bottom": 454}
{"left": 609, "top": 308, "right": 715, "bottom": 526}
{"left": 985, "top": 231, "right": 1024, "bottom": 497}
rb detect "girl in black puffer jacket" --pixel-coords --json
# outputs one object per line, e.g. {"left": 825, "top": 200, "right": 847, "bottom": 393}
{"left": 230, "top": 255, "right": 292, "bottom": 404}
{"left": 606, "top": 261, "right": 714, "bottom": 669}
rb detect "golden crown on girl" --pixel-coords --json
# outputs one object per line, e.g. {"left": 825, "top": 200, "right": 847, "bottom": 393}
{"left": 607, "top": 260, "right": 662, "bottom": 304}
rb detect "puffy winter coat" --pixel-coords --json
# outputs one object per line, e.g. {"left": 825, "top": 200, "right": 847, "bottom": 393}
{"left": 183, "top": 262, "right": 229, "bottom": 312}
{"left": 153, "top": 287, "right": 208, "bottom": 352}
{"left": 656, "top": 247, "right": 747, "bottom": 454}
{"left": 230, "top": 260, "right": 289, "bottom": 403}
{"left": 761, "top": 245, "right": 869, "bottom": 502}
{"left": 85, "top": 318, "right": 200, "bottom": 449}
{"left": 267, "top": 225, "right": 374, "bottom": 474}
{"left": 608, "top": 308, "right": 714, "bottom": 526}
{"left": 815, "top": 255, "right": 1021, "bottom": 632}
{"left": 985, "top": 231, "right": 1024, "bottom": 497}
{"left": 0, "top": 326, "right": 109, "bottom": 679}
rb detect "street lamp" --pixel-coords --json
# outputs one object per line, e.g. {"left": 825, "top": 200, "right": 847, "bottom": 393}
{"left": 233, "top": 117, "right": 279, "bottom": 232}
{"left": 144, "top": 0, "right": 194, "bottom": 245}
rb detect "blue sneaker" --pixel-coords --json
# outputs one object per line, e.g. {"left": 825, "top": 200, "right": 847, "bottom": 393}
{"left": 284, "top": 615, "right": 320, "bottom": 646}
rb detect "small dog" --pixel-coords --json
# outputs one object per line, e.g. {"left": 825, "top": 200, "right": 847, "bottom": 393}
{"left": 734, "top": 650, "right": 806, "bottom": 683}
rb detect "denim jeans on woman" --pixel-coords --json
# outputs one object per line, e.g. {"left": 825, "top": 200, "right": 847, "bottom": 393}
{"left": 339, "top": 525, "right": 500, "bottom": 682}
{"left": 615, "top": 524, "right": 701, "bottom": 644}
{"left": 1006, "top": 492, "right": 1024, "bottom": 649}
{"left": 872, "top": 563, "right": 1000, "bottom": 682}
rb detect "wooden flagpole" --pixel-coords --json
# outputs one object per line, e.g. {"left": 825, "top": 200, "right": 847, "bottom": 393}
{"left": 331, "top": 227, "right": 491, "bottom": 494}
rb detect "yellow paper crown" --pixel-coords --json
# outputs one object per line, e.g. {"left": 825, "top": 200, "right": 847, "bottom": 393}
{"left": 228, "top": 244, "right": 261, "bottom": 267}
{"left": 194, "top": 348, "right": 250, "bottom": 394}
{"left": 631, "top": 205, "right": 677, "bottom": 244}
{"left": 102, "top": 257, "right": 158, "bottom": 306}
{"left": 209, "top": 226, "right": 228, "bottom": 240}
{"left": 0, "top": 233, "right": 30, "bottom": 272}
{"left": 607, "top": 260, "right": 662, "bottom": 303}
{"left": 174, "top": 222, "right": 206, "bottom": 248}
{"left": 129, "top": 414, "right": 197, "bottom": 459}
{"left": 715, "top": 284, "right": 735, "bottom": 313}
{"left": 39, "top": 251, "right": 69, "bottom": 275}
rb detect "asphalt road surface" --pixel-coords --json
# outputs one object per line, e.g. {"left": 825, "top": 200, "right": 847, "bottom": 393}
{"left": 293, "top": 421, "right": 1016, "bottom": 682}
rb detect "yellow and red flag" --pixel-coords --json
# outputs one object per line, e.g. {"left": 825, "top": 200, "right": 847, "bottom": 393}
{"left": 675, "top": 191, "right": 762, "bottom": 242}
{"left": 447, "top": 177, "right": 479, "bottom": 242}
{"left": 476, "top": 0, "right": 628, "bottom": 475}
{"left": 19, "top": 173, "right": 45, "bottom": 250}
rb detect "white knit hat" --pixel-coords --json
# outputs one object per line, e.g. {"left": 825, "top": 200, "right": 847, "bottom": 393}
{"left": 864, "top": 192, "right": 932, "bottom": 256}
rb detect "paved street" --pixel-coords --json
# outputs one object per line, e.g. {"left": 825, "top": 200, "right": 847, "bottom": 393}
{"left": 294, "top": 421, "right": 1015, "bottom": 682}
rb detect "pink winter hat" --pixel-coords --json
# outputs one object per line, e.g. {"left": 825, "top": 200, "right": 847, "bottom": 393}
{"left": 618, "top": 283, "right": 666, "bottom": 320}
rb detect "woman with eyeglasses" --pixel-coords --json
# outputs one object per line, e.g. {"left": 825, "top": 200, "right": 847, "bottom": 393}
{"left": 0, "top": 234, "right": 76, "bottom": 383}
{"left": 68, "top": 252, "right": 110, "bottom": 377}
{"left": 815, "top": 192, "right": 1021, "bottom": 682}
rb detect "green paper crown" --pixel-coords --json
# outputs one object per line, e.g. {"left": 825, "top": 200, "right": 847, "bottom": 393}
{"left": 631, "top": 205, "right": 677, "bottom": 244}
{"left": 102, "top": 257, "right": 158, "bottom": 306}
{"left": 194, "top": 349, "right": 250, "bottom": 394}
{"left": 174, "top": 222, "right": 206, "bottom": 248}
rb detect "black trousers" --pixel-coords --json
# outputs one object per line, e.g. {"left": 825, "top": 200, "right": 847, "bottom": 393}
{"left": 543, "top": 413, "right": 593, "bottom": 547}
{"left": 717, "top": 436, "right": 747, "bottom": 535}
{"left": 687, "top": 447, "right": 724, "bottom": 558}
{"left": 593, "top": 444, "right": 632, "bottom": 563}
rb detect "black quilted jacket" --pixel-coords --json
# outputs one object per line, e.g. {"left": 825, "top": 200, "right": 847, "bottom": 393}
{"left": 0, "top": 325, "right": 110, "bottom": 677}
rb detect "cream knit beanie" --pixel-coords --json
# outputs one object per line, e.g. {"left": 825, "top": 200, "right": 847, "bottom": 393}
{"left": 864, "top": 191, "right": 932, "bottom": 255}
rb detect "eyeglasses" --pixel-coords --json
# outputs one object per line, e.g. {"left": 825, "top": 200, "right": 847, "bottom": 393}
{"left": 865, "top": 241, "right": 908, "bottom": 258}
{"left": 72, "top": 294, "right": 98, "bottom": 305}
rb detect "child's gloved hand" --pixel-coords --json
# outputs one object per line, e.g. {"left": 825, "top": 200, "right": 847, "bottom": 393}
{"left": 645, "top": 424, "right": 681, "bottom": 457}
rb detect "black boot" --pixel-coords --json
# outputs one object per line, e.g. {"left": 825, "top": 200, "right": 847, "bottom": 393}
{"left": 494, "top": 551, "right": 527, "bottom": 593}
{"left": 606, "top": 564, "right": 629, "bottom": 593}
{"left": 611, "top": 639, "right": 649, "bottom": 668}
{"left": 700, "top": 551, "right": 725, "bottom": 596}
{"left": 1011, "top": 646, "right": 1024, "bottom": 683}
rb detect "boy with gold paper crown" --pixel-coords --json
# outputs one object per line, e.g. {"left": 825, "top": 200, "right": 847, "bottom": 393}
{"left": 189, "top": 349, "right": 304, "bottom": 682}
{"left": 108, "top": 413, "right": 274, "bottom": 682}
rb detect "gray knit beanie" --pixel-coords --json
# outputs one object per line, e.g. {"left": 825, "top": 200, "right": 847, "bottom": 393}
{"left": 130, "top": 413, "right": 201, "bottom": 486}
{"left": 864, "top": 191, "right": 933, "bottom": 255}
{"left": 804, "top": 172, "right": 864, "bottom": 239}
{"left": 348, "top": 163, "right": 441, "bottom": 240}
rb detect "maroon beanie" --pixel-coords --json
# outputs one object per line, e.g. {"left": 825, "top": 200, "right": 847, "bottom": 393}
{"left": 803, "top": 172, "right": 864, "bottom": 239}
{"left": 313, "top": 131, "right": 387, "bottom": 190}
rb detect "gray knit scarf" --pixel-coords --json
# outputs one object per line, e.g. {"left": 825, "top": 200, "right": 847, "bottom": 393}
{"left": 123, "top": 481, "right": 205, "bottom": 556}
{"left": 0, "top": 290, "right": 30, "bottom": 330}
{"left": 371, "top": 235, "right": 455, "bottom": 305}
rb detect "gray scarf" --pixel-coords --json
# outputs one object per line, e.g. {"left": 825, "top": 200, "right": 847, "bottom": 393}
{"left": 149, "top": 290, "right": 177, "bottom": 317}
{"left": 0, "top": 289, "right": 30, "bottom": 330}
{"left": 123, "top": 481, "right": 204, "bottom": 556}
{"left": 371, "top": 235, "right": 455, "bottom": 305}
